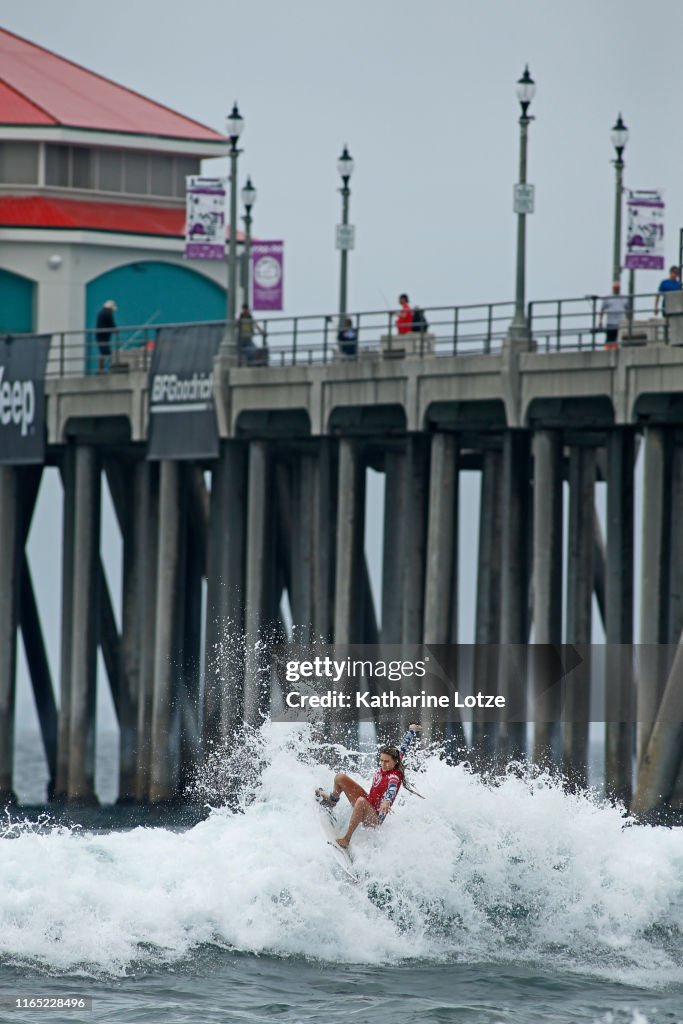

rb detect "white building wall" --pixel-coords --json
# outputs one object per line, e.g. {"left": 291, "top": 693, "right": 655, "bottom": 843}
{"left": 0, "top": 229, "right": 230, "bottom": 334}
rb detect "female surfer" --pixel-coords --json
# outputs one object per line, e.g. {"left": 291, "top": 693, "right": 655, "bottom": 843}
{"left": 316, "top": 724, "right": 421, "bottom": 848}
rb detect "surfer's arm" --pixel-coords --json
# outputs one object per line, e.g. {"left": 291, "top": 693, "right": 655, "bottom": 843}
{"left": 398, "top": 724, "right": 420, "bottom": 761}
{"left": 378, "top": 775, "right": 401, "bottom": 822}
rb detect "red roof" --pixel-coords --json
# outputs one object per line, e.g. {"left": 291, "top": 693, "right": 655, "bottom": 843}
{"left": 0, "top": 195, "right": 244, "bottom": 240}
{"left": 0, "top": 28, "right": 226, "bottom": 142}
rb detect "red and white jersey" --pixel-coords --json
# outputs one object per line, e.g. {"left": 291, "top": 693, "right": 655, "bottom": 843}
{"left": 367, "top": 768, "right": 402, "bottom": 812}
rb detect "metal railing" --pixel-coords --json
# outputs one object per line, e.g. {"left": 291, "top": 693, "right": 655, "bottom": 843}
{"left": 528, "top": 291, "right": 670, "bottom": 352}
{"left": 255, "top": 301, "right": 515, "bottom": 367}
{"left": 10, "top": 291, "right": 681, "bottom": 379}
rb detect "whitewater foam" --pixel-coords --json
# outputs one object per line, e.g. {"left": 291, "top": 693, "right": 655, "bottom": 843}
{"left": 1, "top": 722, "right": 683, "bottom": 985}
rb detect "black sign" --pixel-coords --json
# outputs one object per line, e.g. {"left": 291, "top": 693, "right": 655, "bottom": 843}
{"left": 0, "top": 334, "right": 49, "bottom": 465}
{"left": 147, "top": 324, "right": 223, "bottom": 460}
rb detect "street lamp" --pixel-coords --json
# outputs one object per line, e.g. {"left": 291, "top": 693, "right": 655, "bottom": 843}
{"left": 220, "top": 101, "right": 244, "bottom": 359}
{"left": 610, "top": 114, "right": 629, "bottom": 284}
{"left": 507, "top": 65, "right": 536, "bottom": 347}
{"left": 241, "top": 176, "right": 257, "bottom": 305}
{"left": 336, "top": 145, "right": 354, "bottom": 318}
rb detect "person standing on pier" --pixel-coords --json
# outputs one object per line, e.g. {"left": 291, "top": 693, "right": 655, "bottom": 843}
{"left": 598, "top": 282, "right": 628, "bottom": 349}
{"left": 396, "top": 293, "right": 413, "bottom": 335}
{"left": 95, "top": 299, "right": 117, "bottom": 373}
{"left": 654, "top": 265, "right": 681, "bottom": 317}
{"left": 337, "top": 317, "right": 358, "bottom": 357}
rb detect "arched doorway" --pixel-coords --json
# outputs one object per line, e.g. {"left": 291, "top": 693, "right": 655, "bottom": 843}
{"left": 85, "top": 260, "right": 225, "bottom": 371}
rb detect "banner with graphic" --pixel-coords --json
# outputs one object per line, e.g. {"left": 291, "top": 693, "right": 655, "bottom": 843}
{"left": 0, "top": 333, "right": 49, "bottom": 464}
{"left": 147, "top": 324, "right": 222, "bottom": 460}
{"left": 184, "top": 177, "right": 226, "bottom": 260}
{"left": 251, "top": 241, "right": 284, "bottom": 310}
{"left": 625, "top": 190, "right": 665, "bottom": 270}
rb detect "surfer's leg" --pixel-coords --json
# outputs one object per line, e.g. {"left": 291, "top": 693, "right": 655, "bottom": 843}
{"left": 337, "top": 797, "right": 379, "bottom": 848}
{"left": 333, "top": 773, "right": 367, "bottom": 806}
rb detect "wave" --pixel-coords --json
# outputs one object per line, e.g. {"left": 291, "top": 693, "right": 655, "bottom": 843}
{"left": 1, "top": 721, "right": 683, "bottom": 985}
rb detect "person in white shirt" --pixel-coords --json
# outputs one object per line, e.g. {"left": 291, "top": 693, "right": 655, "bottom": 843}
{"left": 598, "top": 281, "right": 628, "bottom": 349}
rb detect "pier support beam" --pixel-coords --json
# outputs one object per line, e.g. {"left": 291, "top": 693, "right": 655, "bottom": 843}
{"left": 136, "top": 462, "right": 158, "bottom": 802}
{"left": 381, "top": 449, "right": 405, "bottom": 646}
{"left": 401, "top": 436, "right": 429, "bottom": 645}
{"left": 290, "top": 453, "right": 315, "bottom": 640}
{"left": 55, "top": 449, "right": 76, "bottom": 801}
{"left": 244, "top": 441, "right": 271, "bottom": 727}
{"left": 472, "top": 448, "right": 503, "bottom": 758}
{"left": 312, "top": 439, "right": 336, "bottom": 643}
{"left": 68, "top": 445, "right": 101, "bottom": 805}
{"left": 633, "top": 636, "right": 683, "bottom": 815}
{"left": 334, "top": 438, "right": 365, "bottom": 645}
{"left": 204, "top": 442, "right": 247, "bottom": 744}
{"left": 532, "top": 430, "right": 563, "bottom": 765}
{"left": 605, "top": 429, "right": 635, "bottom": 804}
{"left": 499, "top": 431, "right": 531, "bottom": 759}
{"left": 150, "top": 460, "right": 181, "bottom": 803}
{"left": 423, "top": 433, "right": 458, "bottom": 646}
{"left": 638, "top": 426, "right": 670, "bottom": 766}
{"left": 564, "top": 446, "right": 595, "bottom": 789}
{"left": 0, "top": 466, "right": 21, "bottom": 804}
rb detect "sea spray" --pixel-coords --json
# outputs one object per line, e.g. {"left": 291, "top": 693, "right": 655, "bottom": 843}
{"left": 0, "top": 721, "right": 682, "bottom": 986}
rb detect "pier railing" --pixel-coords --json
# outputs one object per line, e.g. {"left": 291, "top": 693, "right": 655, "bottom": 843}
{"left": 18, "top": 290, "right": 677, "bottom": 377}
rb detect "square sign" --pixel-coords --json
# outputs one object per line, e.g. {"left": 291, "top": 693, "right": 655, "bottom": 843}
{"left": 336, "top": 224, "right": 356, "bottom": 250}
{"left": 513, "top": 184, "right": 535, "bottom": 214}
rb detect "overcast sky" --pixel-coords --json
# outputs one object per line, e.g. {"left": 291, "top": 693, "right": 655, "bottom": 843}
{"left": 4, "top": 0, "right": 680, "bottom": 786}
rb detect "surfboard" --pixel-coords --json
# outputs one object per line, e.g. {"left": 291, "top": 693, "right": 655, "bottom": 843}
{"left": 316, "top": 802, "right": 359, "bottom": 882}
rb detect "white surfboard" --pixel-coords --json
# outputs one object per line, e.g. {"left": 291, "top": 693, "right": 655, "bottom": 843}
{"left": 316, "top": 802, "right": 359, "bottom": 882}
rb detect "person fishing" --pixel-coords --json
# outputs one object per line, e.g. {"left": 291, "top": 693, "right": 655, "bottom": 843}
{"left": 316, "top": 724, "right": 422, "bottom": 848}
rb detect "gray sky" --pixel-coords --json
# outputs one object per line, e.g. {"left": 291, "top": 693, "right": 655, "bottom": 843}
{"left": 4, "top": 0, "right": 679, "bottom": 781}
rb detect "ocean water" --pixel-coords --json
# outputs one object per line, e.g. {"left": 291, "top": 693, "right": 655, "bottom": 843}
{"left": 1, "top": 723, "right": 682, "bottom": 1023}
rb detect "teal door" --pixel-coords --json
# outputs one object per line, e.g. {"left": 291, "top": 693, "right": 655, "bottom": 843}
{"left": 0, "top": 268, "right": 35, "bottom": 334}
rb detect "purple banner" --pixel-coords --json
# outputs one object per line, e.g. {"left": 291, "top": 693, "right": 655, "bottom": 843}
{"left": 185, "top": 177, "right": 226, "bottom": 261}
{"left": 625, "top": 190, "right": 665, "bottom": 272}
{"left": 251, "top": 241, "right": 284, "bottom": 310}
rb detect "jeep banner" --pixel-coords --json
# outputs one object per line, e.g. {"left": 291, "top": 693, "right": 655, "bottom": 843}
{"left": 147, "top": 324, "right": 223, "bottom": 460}
{"left": 0, "top": 334, "right": 49, "bottom": 464}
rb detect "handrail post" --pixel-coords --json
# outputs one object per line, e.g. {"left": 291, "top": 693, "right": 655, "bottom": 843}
{"left": 527, "top": 302, "right": 534, "bottom": 351}
{"left": 590, "top": 296, "right": 598, "bottom": 350}
{"left": 453, "top": 306, "right": 459, "bottom": 355}
{"left": 292, "top": 317, "right": 298, "bottom": 365}
{"left": 556, "top": 300, "right": 562, "bottom": 351}
{"left": 59, "top": 333, "right": 65, "bottom": 376}
{"left": 486, "top": 304, "right": 493, "bottom": 353}
{"left": 323, "top": 317, "right": 329, "bottom": 364}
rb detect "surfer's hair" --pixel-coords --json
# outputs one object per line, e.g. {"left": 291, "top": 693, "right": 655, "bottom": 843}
{"left": 379, "top": 745, "right": 405, "bottom": 780}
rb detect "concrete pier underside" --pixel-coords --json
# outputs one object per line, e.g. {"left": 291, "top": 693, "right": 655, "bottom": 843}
{"left": 4, "top": 344, "right": 683, "bottom": 812}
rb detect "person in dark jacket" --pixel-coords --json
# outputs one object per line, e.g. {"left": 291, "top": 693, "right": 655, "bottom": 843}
{"left": 95, "top": 300, "right": 117, "bottom": 373}
{"left": 337, "top": 317, "right": 358, "bottom": 357}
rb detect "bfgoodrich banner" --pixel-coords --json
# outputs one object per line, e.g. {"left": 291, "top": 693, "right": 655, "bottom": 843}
{"left": 147, "top": 324, "right": 223, "bottom": 460}
{"left": 0, "top": 334, "right": 49, "bottom": 465}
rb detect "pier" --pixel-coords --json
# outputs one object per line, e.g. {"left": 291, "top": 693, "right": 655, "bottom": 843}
{"left": 2, "top": 291, "right": 683, "bottom": 814}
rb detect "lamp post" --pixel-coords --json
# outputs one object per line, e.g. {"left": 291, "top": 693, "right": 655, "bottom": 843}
{"left": 220, "top": 102, "right": 244, "bottom": 359}
{"left": 611, "top": 114, "right": 629, "bottom": 283}
{"left": 336, "top": 145, "right": 354, "bottom": 319}
{"left": 241, "top": 176, "right": 257, "bottom": 305}
{"left": 507, "top": 65, "right": 536, "bottom": 347}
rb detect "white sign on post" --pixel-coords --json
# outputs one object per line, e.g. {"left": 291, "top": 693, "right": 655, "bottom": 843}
{"left": 513, "top": 184, "right": 535, "bottom": 215}
{"left": 336, "top": 224, "right": 356, "bottom": 251}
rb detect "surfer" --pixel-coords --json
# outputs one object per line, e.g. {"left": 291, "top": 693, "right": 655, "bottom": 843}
{"left": 316, "top": 724, "right": 421, "bottom": 848}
